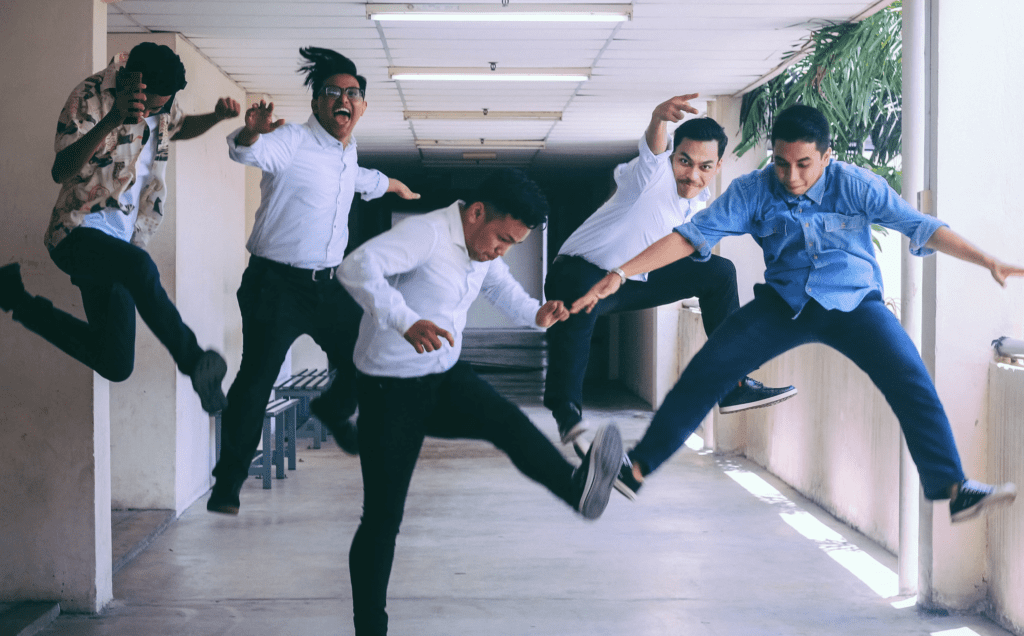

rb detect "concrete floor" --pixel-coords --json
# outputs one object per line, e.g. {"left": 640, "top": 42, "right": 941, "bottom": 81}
{"left": 36, "top": 333, "right": 1018, "bottom": 636}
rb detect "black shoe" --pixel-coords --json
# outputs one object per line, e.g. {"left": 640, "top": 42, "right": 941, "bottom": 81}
{"left": 719, "top": 377, "right": 797, "bottom": 414}
{"left": 310, "top": 395, "right": 359, "bottom": 456}
{"left": 552, "top": 402, "right": 586, "bottom": 444}
{"left": 190, "top": 350, "right": 228, "bottom": 414}
{"left": 569, "top": 423, "right": 623, "bottom": 520}
{"left": 0, "top": 262, "right": 30, "bottom": 313}
{"left": 949, "top": 479, "right": 1017, "bottom": 523}
{"left": 573, "top": 438, "right": 641, "bottom": 501}
{"left": 207, "top": 478, "right": 242, "bottom": 515}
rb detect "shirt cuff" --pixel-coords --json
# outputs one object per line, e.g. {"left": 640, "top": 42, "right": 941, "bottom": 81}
{"left": 673, "top": 223, "right": 712, "bottom": 262}
{"left": 908, "top": 217, "right": 949, "bottom": 257}
{"left": 226, "top": 126, "right": 258, "bottom": 161}
{"left": 360, "top": 170, "right": 390, "bottom": 201}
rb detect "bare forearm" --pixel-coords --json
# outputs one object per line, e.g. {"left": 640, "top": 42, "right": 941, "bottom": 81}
{"left": 644, "top": 117, "right": 669, "bottom": 155}
{"left": 620, "top": 231, "right": 696, "bottom": 278}
{"left": 172, "top": 112, "right": 224, "bottom": 141}
{"left": 51, "top": 111, "right": 122, "bottom": 183}
{"left": 925, "top": 226, "right": 994, "bottom": 269}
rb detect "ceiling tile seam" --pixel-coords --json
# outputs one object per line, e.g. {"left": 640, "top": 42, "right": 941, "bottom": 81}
{"left": 548, "top": 21, "right": 626, "bottom": 145}
{"left": 374, "top": 20, "right": 418, "bottom": 151}
{"left": 112, "top": 5, "right": 153, "bottom": 33}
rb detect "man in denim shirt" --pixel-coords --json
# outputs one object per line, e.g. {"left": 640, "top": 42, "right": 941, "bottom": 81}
{"left": 573, "top": 104, "right": 1022, "bottom": 522}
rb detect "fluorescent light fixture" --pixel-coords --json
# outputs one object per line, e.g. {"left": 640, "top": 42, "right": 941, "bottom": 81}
{"left": 391, "top": 67, "right": 589, "bottom": 82}
{"left": 367, "top": 3, "right": 631, "bottom": 22}
{"left": 405, "top": 110, "right": 562, "bottom": 121}
{"left": 416, "top": 139, "right": 545, "bottom": 150}
{"left": 462, "top": 152, "right": 498, "bottom": 160}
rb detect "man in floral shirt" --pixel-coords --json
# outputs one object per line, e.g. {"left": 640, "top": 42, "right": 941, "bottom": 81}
{"left": 0, "top": 42, "right": 240, "bottom": 414}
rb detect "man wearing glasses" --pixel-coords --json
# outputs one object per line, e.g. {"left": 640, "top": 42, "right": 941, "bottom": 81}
{"left": 0, "top": 42, "right": 240, "bottom": 415}
{"left": 208, "top": 47, "right": 419, "bottom": 514}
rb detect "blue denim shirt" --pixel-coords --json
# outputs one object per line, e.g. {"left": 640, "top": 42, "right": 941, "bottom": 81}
{"left": 675, "top": 160, "right": 947, "bottom": 316}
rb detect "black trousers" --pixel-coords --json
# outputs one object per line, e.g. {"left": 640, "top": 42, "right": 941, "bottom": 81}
{"left": 349, "top": 361, "right": 576, "bottom": 636}
{"left": 542, "top": 253, "right": 740, "bottom": 411}
{"left": 14, "top": 227, "right": 202, "bottom": 381}
{"left": 213, "top": 256, "right": 362, "bottom": 484}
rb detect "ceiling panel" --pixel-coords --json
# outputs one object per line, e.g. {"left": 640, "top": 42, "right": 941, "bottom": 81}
{"left": 107, "top": 0, "right": 894, "bottom": 174}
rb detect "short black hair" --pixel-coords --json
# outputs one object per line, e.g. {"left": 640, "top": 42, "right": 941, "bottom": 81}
{"left": 771, "top": 104, "right": 831, "bottom": 154}
{"left": 124, "top": 42, "right": 187, "bottom": 96}
{"left": 298, "top": 47, "right": 367, "bottom": 98}
{"left": 472, "top": 169, "right": 549, "bottom": 230}
{"left": 673, "top": 117, "right": 728, "bottom": 159}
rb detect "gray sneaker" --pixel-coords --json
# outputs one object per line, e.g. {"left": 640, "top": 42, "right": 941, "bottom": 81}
{"left": 570, "top": 423, "right": 623, "bottom": 520}
{"left": 719, "top": 377, "right": 797, "bottom": 414}
{"left": 191, "top": 350, "right": 228, "bottom": 414}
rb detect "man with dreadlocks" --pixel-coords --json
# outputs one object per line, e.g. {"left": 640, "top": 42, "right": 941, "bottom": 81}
{"left": 208, "top": 47, "right": 419, "bottom": 514}
{"left": 0, "top": 42, "right": 240, "bottom": 414}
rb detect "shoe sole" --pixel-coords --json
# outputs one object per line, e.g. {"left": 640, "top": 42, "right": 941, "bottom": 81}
{"left": 559, "top": 421, "right": 587, "bottom": 445}
{"left": 577, "top": 424, "right": 623, "bottom": 520}
{"left": 573, "top": 438, "right": 638, "bottom": 502}
{"left": 194, "top": 354, "right": 228, "bottom": 414}
{"left": 719, "top": 387, "right": 798, "bottom": 414}
{"left": 951, "top": 484, "right": 1017, "bottom": 523}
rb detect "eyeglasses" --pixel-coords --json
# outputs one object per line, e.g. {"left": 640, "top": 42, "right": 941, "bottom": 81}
{"left": 319, "top": 85, "right": 365, "bottom": 101}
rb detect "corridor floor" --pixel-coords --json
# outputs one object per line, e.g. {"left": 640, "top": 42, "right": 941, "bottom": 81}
{"left": 38, "top": 331, "right": 1016, "bottom": 636}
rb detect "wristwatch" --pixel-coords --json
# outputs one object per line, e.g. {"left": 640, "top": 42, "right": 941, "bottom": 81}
{"left": 610, "top": 267, "right": 627, "bottom": 285}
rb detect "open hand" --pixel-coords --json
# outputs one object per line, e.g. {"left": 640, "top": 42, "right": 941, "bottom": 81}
{"left": 389, "top": 178, "right": 422, "bottom": 200}
{"left": 991, "top": 261, "right": 1024, "bottom": 287}
{"left": 570, "top": 273, "right": 622, "bottom": 314}
{"left": 535, "top": 300, "right": 570, "bottom": 328}
{"left": 244, "top": 100, "right": 286, "bottom": 135}
{"left": 404, "top": 319, "right": 455, "bottom": 354}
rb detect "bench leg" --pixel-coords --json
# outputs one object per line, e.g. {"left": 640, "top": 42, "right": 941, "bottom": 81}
{"left": 273, "top": 414, "right": 286, "bottom": 479}
{"left": 286, "top": 407, "right": 297, "bottom": 470}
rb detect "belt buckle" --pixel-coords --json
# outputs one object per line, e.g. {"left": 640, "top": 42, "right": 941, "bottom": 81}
{"left": 313, "top": 267, "right": 334, "bottom": 281}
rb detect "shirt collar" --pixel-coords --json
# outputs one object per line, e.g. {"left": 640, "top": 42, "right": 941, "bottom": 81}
{"left": 446, "top": 200, "right": 468, "bottom": 255}
{"left": 769, "top": 160, "right": 830, "bottom": 205}
{"left": 306, "top": 113, "right": 357, "bottom": 151}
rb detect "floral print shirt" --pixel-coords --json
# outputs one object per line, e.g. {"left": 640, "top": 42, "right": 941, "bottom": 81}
{"left": 44, "top": 51, "right": 184, "bottom": 251}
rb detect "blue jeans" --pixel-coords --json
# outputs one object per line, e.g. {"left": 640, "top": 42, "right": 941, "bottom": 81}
{"left": 543, "top": 253, "right": 740, "bottom": 411}
{"left": 350, "top": 361, "right": 576, "bottom": 636}
{"left": 15, "top": 227, "right": 202, "bottom": 381}
{"left": 632, "top": 284, "right": 965, "bottom": 500}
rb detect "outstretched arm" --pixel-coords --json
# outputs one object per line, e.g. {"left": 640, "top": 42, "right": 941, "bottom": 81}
{"left": 571, "top": 232, "right": 696, "bottom": 314}
{"left": 386, "top": 178, "right": 421, "bottom": 200}
{"left": 172, "top": 97, "right": 241, "bottom": 141}
{"left": 926, "top": 226, "right": 1024, "bottom": 287}
{"left": 232, "top": 100, "right": 287, "bottom": 148}
{"left": 644, "top": 93, "right": 700, "bottom": 155}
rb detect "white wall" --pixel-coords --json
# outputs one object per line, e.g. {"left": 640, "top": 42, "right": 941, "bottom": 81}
{"left": 105, "top": 34, "right": 247, "bottom": 514}
{"left": 0, "top": 0, "right": 113, "bottom": 613}
{"left": 924, "top": 0, "right": 1024, "bottom": 614}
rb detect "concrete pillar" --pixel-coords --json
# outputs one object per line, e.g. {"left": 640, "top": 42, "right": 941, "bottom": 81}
{"left": 0, "top": 0, "right": 113, "bottom": 613}
{"left": 899, "top": 0, "right": 925, "bottom": 596}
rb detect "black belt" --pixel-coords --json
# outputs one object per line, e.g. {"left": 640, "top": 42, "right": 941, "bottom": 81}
{"left": 250, "top": 255, "right": 336, "bottom": 282}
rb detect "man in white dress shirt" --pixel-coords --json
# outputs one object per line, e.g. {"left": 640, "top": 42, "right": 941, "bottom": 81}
{"left": 544, "top": 94, "right": 797, "bottom": 444}
{"left": 339, "top": 169, "right": 623, "bottom": 636}
{"left": 207, "top": 47, "right": 418, "bottom": 514}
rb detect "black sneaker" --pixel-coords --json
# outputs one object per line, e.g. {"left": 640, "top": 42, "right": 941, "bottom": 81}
{"left": 949, "top": 479, "right": 1017, "bottom": 523}
{"left": 570, "top": 423, "right": 623, "bottom": 520}
{"left": 310, "top": 395, "right": 359, "bottom": 456}
{"left": 552, "top": 402, "right": 587, "bottom": 444}
{"left": 207, "top": 477, "right": 243, "bottom": 515}
{"left": 573, "top": 439, "right": 641, "bottom": 501}
{"left": 0, "top": 262, "right": 30, "bottom": 313}
{"left": 190, "top": 350, "right": 228, "bottom": 414}
{"left": 719, "top": 377, "right": 797, "bottom": 414}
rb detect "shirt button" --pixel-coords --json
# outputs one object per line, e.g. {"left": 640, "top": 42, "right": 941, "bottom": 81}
{"left": 805, "top": 223, "right": 809, "bottom": 227}
{"left": 813, "top": 255, "right": 818, "bottom": 259}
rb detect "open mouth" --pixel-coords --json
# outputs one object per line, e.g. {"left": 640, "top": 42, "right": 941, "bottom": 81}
{"left": 333, "top": 107, "right": 351, "bottom": 119}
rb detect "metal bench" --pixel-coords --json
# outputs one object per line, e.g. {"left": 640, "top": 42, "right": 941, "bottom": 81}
{"left": 274, "top": 368, "right": 334, "bottom": 449}
{"left": 213, "top": 397, "right": 300, "bottom": 489}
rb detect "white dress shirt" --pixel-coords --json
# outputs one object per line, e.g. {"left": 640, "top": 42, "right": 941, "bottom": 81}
{"left": 557, "top": 135, "right": 710, "bottom": 281}
{"left": 340, "top": 202, "right": 543, "bottom": 378}
{"left": 227, "top": 114, "right": 389, "bottom": 269}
